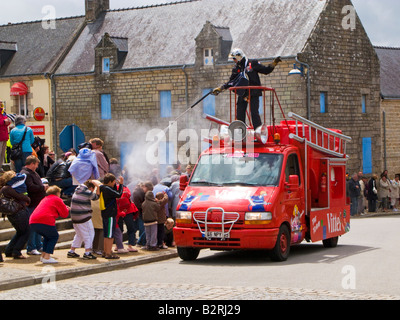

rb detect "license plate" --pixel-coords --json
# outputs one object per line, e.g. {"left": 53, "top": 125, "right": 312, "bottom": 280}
{"left": 205, "top": 232, "right": 229, "bottom": 239}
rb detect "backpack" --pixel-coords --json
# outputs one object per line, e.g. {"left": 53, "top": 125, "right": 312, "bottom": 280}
{"left": 46, "top": 161, "right": 65, "bottom": 182}
{"left": 228, "top": 71, "right": 249, "bottom": 97}
{"left": 99, "top": 191, "right": 116, "bottom": 211}
{"left": 99, "top": 192, "right": 105, "bottom": 211}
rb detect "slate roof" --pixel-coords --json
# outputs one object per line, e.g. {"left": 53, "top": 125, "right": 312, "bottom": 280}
{"left": 0, "top": 16, "right": 85, "bottom": 76}
{"left": 56, "top": 0, "right": 327, "bottom": 74}
{"left": 375, "top": 46, "right": 400, "bottom": 99}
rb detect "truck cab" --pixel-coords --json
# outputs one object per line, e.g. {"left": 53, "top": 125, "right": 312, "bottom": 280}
{"left": 173, "top": 87, "right": 351, "bottom": 261}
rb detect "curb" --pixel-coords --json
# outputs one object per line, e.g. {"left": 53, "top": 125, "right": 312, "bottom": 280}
{"left": 351, "top": 211, "right": 400, "bottom": 219}
{"left": 0, "top": 250, "right": 178, "bottom": 291}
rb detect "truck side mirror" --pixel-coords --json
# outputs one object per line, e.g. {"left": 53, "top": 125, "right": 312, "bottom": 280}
{"left": 285, "top": 175, "right": 299, "bottom": 191}
{"left": 179, "top": 174, "right": 188, "bottom": 191}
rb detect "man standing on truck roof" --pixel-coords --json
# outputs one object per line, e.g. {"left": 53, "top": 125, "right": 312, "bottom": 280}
{"left": 212, "top": 48, "right": 282, "bottom": 130}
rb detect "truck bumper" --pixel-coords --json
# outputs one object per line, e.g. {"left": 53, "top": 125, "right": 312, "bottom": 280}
{"left": 173, "top": 227, "right": 280, "bottom": 250}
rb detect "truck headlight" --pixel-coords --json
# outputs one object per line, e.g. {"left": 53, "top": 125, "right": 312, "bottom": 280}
{"left": 245, "top": 212, "right": 272, "bottom": 225}
{"left": 176, "top": 211, "right": 192, "bottom": 224}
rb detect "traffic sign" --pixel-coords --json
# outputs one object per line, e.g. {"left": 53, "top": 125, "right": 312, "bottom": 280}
{"left": 59, "top": 124, "right": 85, "bottom": 152}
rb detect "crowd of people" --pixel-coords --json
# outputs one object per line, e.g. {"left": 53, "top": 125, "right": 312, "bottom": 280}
{"left": 347, "top": 170, "right": 400, "bottom": 216}
{"left": 3, "top": 115, "right": 397, "bottom": 264}
{"left": 0, "top": 115, "right": 190, "bottom": 264}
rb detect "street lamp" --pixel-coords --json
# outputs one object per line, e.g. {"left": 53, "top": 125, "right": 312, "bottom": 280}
{"left": 288, "top": 63, "right": 304, "bottom": 76}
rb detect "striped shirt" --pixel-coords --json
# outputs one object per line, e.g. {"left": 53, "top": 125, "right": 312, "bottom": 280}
{"left": 70, "top": 184, "right": 99, "bottom": 224}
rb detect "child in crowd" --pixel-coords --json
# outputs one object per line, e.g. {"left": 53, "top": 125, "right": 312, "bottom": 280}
{"left": 164, "top": 218, "right": 175, "bottom": 247}
{"left": 142, "top": 188, "right": 159, "bottom": 251}
{"left": 91, "top": 193, "right": 103, "bottom": 255}
{"left": 114, "top": 207, "right": 128, "bottom": 253}
{"left": 100, "top": 173, "right": 124, "bottom": 259}
{"left": 68, "top": 180, "right": 100, "bottom": 259}
{"left": 155, "top": 192, "right": 169, "bottom": 249}
{"left": 115, "top": 185, "right": 138, "bottom": 253}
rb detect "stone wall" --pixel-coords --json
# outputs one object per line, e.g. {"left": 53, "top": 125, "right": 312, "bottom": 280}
{"left": 300, "top": 0, "right": 381, "bottom": 175}
{"left": 54, "top": 59, "right": 304, "bottom": 165}
{"left": 382, "top": 99, "right": 400, "bottom": 176}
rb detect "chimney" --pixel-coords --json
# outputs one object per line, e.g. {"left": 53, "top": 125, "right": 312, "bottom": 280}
{"left": 85, "top": 0, "right": 110, "bottom": 22}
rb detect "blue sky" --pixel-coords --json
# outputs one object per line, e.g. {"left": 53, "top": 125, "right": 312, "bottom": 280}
{"left": 0, "top": 0, "right": 399, "bottom": 47}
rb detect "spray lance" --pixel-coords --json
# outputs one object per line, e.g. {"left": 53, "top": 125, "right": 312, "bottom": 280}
{"left": 162, "top": 90, "right": 213, "bottom": 134}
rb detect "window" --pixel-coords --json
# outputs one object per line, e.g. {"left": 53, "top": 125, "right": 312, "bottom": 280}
{"left": 102, "top": 57, "right": 110, "bottom": 73}
{"left": 285, "top": 153, "right": 301, "bottom": 185}
{"left": 320, "top": 92, "right": 327, "bottom": 113}
{"left": 362, "top": 137, "right": 372, "bottom": 174}
{"left": 203, "top": 88, "right": 215, "bottom": 116}
{"left": 120, "top": 141, "right": 135, "bottom": 170}
{"left": 190, "top": 153, "right": 283, "bottom": 187}
{"left": 362, "top": 94, "right": 367, "bottom": 113}
{"left": 160, "top": 90, "right": 172, "bottom": 118}
{"left": 204, "top": 48, "right": 214, "bottom": 66}
{"left": 19, "top": 95, "right": 28, "bottom": 117}
{"left": 101, "top": 94, "right": 111, "bottom": 120}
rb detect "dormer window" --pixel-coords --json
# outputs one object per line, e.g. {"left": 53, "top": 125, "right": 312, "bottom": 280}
{"left": 95, "top": 33, "right": 128, "bottom": 75}
{"left": 204, "top": 48, "right": 214, "bottom": 66}
{"left": 102, "top": 57, "right": 110, "bottom": 73}
{"left": 0, "top": 41, "right": 17, "bottom": 68}
{"left": 195, "top": 22, "right": 232, "bottom": 68}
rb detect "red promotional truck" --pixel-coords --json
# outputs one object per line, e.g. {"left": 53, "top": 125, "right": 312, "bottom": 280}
{"left": 173, "top": 87, "right": 351, "bottom": 261}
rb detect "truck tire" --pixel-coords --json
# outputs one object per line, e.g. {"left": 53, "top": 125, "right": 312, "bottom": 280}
{"left": 323, "top": 236, "right": 339, "bottom": 248}
{"left": 177, "top": 247, "right": 200, "bottom": 261}
{"left": 270, "top": 224, "right": 290, "bottom": 262}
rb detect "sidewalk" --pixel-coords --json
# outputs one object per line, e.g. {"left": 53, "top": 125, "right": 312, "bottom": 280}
{"left": 351, "top": 209, "right": 400, "bottom": 219}
{"left": 0, "top": 247, "right": 178, "bottom": 291}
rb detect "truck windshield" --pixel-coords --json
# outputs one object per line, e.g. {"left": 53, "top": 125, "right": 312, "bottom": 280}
{"left": 190, "top": 153, "right": 283, "bottom": 187}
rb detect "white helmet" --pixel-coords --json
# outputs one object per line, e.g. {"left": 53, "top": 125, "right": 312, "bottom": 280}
{"left": 229, "top": 48, "right": 245, "bottom": 62}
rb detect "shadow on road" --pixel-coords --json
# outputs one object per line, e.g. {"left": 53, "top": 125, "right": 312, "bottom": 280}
{"left": 179, "top": 243, "right": 377, "bottom": 266}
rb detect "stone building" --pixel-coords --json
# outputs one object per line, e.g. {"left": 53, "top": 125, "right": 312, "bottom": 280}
{"left": 375, "top": 47, "right": 400, "bottom": 175}
{"left": 2, "top": 0, "right": 383, "bottom": 177}
{"left": 0, "top": 16, "right": 85, "bottom": 149}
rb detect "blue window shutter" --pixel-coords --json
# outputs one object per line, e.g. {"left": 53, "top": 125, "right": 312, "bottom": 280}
{"left": 103, "top": 57, "right": 110, "bottom": 73}
{"left": 320, "top": 92, "right": 326, "bottom": 113}
{"left": 101, "top": 94, "right": 111, "bottom": 120}
{"left": 120, "top": 142, "right": 135, "bottom": 169}
{"left": 362, "top": 138, "right": 372, "bottom": 174}
{"left": 160, "top": 91, "right": 172, "bottom": 118}
{"left": 203, "top": 88, "right": 215, "bottom": 116}
{"left": 362, "top": 95, "right": 367, "bottom": 113}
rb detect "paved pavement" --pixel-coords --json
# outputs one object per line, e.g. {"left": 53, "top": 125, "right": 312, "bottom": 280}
{"left": 0, "top": 210, "right": 396, "bottom": 292}
{"left": 0, "top": 246, "right": 178, "bottom": 291}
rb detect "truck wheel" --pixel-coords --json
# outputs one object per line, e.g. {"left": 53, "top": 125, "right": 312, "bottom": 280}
{"left": 270, "top": 224, "right": 290, "bottom": 262}
{"left": 177, "top": 247, "right": 200, "bottom": 261}
{"left": 323, "top": 236, "right": 339, "bottom": 248}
